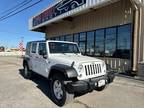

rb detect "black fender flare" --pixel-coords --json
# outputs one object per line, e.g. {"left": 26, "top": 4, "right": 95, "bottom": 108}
{"left": 49, "top": 64, "right": 78, "bottom": 79}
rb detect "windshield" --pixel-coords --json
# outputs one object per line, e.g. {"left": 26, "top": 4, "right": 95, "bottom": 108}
{"left": 49, "top": 42, "right": 80, "bottom": 54}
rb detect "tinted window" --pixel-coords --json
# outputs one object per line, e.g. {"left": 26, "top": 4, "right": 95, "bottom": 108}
{"left": 65, "top": 35, "right": 73, "bottom": 42}
{"left": 105, "top": 27, "right": 116, "bottom": 57}
{"left": 117, "top": 25, "right": 131, "bottom": 50}
{"left": 115, "top": 24, "right": 131, "bottom": 59}
{"left": 31, "top": 43, "right": 37, "bottom": 53}
{"left": 95, "top": 29, "right": 105, "bottom": 56}
{"left": 87, "top": 31, "right": 94, "bottom": 55}
{"left": 59, "top": 36, "right": 65, "bottom": 41}
{"left": 47, "top": 24, "right": 131, "bottom": 59}
{"left": 38, "top": 43, "right": 47, "bottom": 55}
{"left": 50, "top": 37, "right": 56, "bottom": 40}
{"left": 79, "top": 32, "right": 86, "bottom": 41}
{"left": 49, "top": 42, "right": 79, "bottom": 53}
{"left": 26, "top": 43, "right": 31, "bottom": 55}
{"left": 55, "top": 37, "right": 60, "bottom": 41}
{"left": 73, "top": 34, "right": 79, "bottom": 44}
{"left": 79, "top": 32, "right": 86, "bottom": 54}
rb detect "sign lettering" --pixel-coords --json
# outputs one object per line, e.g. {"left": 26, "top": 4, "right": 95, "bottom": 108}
{"left": 33, "top": 0, "right": 86, "bottom": 27}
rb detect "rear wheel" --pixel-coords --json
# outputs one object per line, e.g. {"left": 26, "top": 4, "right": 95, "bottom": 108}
{"left": 24, "top": 64, "right": 32, "bottom": 79}
{"left": 50, "top": 74, "right": 74, "bottom": 106}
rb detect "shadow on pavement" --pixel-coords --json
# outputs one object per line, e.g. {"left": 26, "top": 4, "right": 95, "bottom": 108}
{"left": 19, "top": 69, "right": 89, "bottom": 107}
{"left": 19, "top": 69, "right": 55, "bottom": 105}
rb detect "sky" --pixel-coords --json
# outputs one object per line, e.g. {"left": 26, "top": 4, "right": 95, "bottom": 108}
{"left": 0, "top": 0, "right": 53, "bottom": 48}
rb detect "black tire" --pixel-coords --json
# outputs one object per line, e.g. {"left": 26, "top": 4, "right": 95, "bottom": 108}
{"left": 95, "top": 85, "right": 106, "bottom": 92}
{"left": 50, "top": 74, "right": 74, "bottom": 106}
{"left": 24, "top": 64, "right": 32, "bottom": 79}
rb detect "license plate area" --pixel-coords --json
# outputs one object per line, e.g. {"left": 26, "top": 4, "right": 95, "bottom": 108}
{"left": 98, "top": 79, "right": 105, "bottom": 87}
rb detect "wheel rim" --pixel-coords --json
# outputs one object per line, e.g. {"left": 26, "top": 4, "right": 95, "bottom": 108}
{"left": 53, "top": 80, "right": 63, "bottom": 100}
{"left": 24, "top": 66, "right": 28, "bottom": 76}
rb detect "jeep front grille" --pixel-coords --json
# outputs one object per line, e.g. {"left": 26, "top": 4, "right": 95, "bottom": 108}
{"left": 84, "top": 64, "right": 102, "bottom": 76}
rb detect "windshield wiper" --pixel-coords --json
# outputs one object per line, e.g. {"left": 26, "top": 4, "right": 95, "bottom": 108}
{"left": 61, "top": 52, "right": 66, "bottom": 55}
{"left": 73, "top": 52, "right": 79, "bottom": 55}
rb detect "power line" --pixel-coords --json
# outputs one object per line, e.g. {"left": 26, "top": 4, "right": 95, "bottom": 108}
{"left": 0, "top": 0, "right": 33, "bottom": 20}
{"left": 0, "top": 0, "right": 30, "bottom": 15}
{"left": 0, "top": 0, "right": 44, "bottom": 21}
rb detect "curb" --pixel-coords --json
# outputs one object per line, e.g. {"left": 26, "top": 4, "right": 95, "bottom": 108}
{"left": 116, "top": 73, "right": 144, "bottom": 81}
{"left": 114, "top": 75, "right": 144, "bottom": 88}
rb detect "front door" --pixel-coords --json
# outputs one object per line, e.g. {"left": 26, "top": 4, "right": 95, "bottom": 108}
{"left": 34, "top": 42, "right": 49, "bottom": 77}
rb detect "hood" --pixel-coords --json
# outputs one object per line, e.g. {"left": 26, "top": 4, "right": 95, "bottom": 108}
{"left": 49, "top": 54, "right": 103, "bottom": 66}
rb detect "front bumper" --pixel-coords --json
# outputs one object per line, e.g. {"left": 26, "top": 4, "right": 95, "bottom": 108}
{"left": 66, "top": 71, "right": 115, "bottom": 93}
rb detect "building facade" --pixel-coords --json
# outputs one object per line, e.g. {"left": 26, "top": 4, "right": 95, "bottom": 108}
{"left": 29, "top": 0, "right": 144, "bottom": 76}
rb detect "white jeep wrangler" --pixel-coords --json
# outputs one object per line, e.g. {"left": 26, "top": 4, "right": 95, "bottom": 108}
{"left": 23, "top": 40, "right": 115, "bottom": 106}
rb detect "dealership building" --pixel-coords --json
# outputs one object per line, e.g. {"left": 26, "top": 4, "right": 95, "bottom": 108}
{"left": 29, "top": 0, "right": 144, "bottom": 76}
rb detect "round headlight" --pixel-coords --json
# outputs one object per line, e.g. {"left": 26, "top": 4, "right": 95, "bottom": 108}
{"left": 78, "top": 65, "right": 83, "bottom": 70}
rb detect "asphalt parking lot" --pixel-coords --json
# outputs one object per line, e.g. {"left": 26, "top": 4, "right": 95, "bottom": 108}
{"left": 0, "top": 56, "right": 144, "bottom": 108}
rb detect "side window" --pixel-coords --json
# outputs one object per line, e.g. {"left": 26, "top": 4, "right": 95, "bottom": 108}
{"left": 38, "top": 43, "right": 47, "bottom": 55}
{"left": 31, "top": 43, "right": 37, "bottom": 53}
{"left": 26, "top": 43, "right": 31, "bottom": 55}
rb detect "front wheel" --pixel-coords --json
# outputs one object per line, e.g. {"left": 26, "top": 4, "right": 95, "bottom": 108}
{"left": 95, "top": 85, "right": 106, "bottom": 92}
{"left": 50, "top": 74, "right": 74, "bottom": 106}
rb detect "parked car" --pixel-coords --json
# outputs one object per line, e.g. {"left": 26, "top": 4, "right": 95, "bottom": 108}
{"left": 23, "top": 40, "right": 115, "bottom": 106}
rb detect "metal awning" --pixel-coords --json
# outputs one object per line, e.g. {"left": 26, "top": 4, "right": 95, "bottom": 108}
{"left": 29, "top": 0, "right": 143, "bottom": 32}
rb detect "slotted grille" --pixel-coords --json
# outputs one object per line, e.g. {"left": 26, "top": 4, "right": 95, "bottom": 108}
{"left": 84, "top": 63, "right": 102, "bottom": 76}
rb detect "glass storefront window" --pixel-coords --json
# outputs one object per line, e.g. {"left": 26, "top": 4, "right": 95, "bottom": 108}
{"left": 95, "top": 29, "right": 105, "bottom": 56}
{"left": 50, "top": 37, "right": 56, "bottom": 40}
{"left": 116, "top": 24, "right": 131, "bottom": 59}
{"left": 87, "top": 31, "right": 94, "bottom": 55}
{"left": 59, "top": 36, "right": 65, "bottom": 41}
{"left": 73, "top": 34, "right": 79, "bottom": 44}
{"left": 48, "top": 24, "right": 131, "bottom": 59}
{"left": 55, "top": 37, "right": 60, "bottom": 40}
{"left": 79, "top": 32, "right": 86, "bottom": 54}
{"left": 79, "top": 42, "right": 85, "bottom": 54}
{"left": 65, "top": 35, "right": 73, "bottom": 42}
{"left": 79, "top": 32, "right": 86, "bottom": 41}
{"left": 105, "top": 27, "right": 116, "bottom": 57}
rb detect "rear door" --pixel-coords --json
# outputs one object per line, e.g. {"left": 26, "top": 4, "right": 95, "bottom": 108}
{"left": 30, "top": 42, "right": 38, "bottom": 73}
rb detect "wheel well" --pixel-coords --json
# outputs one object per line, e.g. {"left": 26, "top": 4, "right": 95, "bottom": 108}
{"left": 48, "top": 69, "right": 66, "bottom": 79}
{"left": 23, "top": 60, "right": 28, "bottom": 68}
